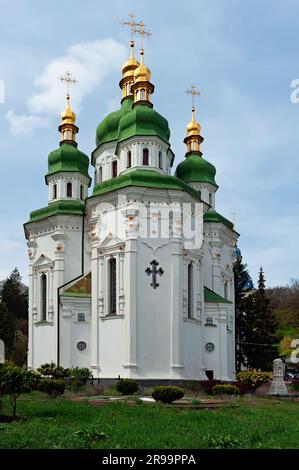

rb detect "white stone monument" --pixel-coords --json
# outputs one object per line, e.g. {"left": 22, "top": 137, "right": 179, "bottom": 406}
{"left": 268, "top": 358, "right": 289, "bottom": 396}
{"left": 0, "top": 339, "right": 5, "bottom": 364}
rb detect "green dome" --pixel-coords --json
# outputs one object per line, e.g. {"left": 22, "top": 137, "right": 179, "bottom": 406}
{"left": 175, "top": 152, "right": 217, "bottom": 186}
{"left": 203, "top": 208, "right": 233, "bottom": 230}
{"left": 117, "top": 103, "right": 170, "bottom": 144}
{"left": 96, "top": 97, "right": 133, "bottom": 146}
{"left": 47, "top": 143, "right": 90, "bottom": 180}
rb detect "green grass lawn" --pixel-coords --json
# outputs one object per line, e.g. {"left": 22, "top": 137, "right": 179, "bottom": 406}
{"left": 0, "top": 396, "right": 299, "bottom": 449}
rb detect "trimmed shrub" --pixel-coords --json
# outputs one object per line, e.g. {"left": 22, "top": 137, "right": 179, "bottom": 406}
{"left": 212, "top": 384, "right": 240, "bottom": 395}
{"left": 152, "top": 386, "right": 184, "bottom": 404}
{"left": 39, "top": 379, "right": 66, "bottom": 398}
{"left": 236, "top": 371, "right": 272, "bottom": 389}
{"left": 198, "top": 380, "right": 222, "bottom": 395}
{"left": 116, "top": 378, "right": 139, "bottom": 395}
{"left": 71, "top": 367, "right": 92, "bottom": 387}
{"left": 37, "top": 362, "right": 70, "bottom": 379}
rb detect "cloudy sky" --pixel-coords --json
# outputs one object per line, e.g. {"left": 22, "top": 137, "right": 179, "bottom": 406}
{"left": 0, "top": 0, "right": 298, "bottom": 287}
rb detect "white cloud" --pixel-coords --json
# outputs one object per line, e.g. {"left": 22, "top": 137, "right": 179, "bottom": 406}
{"left": 6, "top": 38, "right": 127, "bottom": 135}
{"left": 5, "top": 110, "right": 48, "bottom": 136}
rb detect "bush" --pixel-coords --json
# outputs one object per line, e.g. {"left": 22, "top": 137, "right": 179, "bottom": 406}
{"left": 152, "top": 386, "right": 184, "bottom": 404}
{"left": 0, "top": 365, "right": 40, "bottom": 418}
{"left": 37, "top": 362, "right": 70, "bottom": 379}
{"left": 291, "top": 379, "right": 299, "bottom": 392}
{"left": 116, "top": 378, "right": 139, "bottom": 395}
{"left": 212, "top": 384, "right": 240, "bottom": 395}
{"left": 236, "top": 371, "right": 272, "bottom": 389}
{"left": 198, "top": 380, "right": 222, "bottom": 395}
{"left": 71, "top": 367, "right": 92, "bottom": 387}
{"left": 39, "top": 379, "right": 66, "bottom": 398}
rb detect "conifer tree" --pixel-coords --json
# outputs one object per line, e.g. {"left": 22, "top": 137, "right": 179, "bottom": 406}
{"left": 1, "top": 268, "right": 28, "bottom": 320}
{"left": 0, "top": 302, "right": 15, "bottom": 358}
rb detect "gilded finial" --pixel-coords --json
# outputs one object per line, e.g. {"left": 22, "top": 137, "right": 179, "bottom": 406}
{"left": 184, "top": 84, "right": 204, "bottom": 154}
{"left": 119, "top": 14, "right": 141, "bottom": 98}
{"left": 59, "top": 71, "right": 78, "bottom": 145}
{"left": 131, "top": 23, "right": 154, "bottom": 106}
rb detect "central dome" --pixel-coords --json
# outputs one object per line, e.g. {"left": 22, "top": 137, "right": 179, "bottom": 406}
{"left": 95, "top": 97, "right": 133, "bottom": 147}
{"left": 117, "top": 103, "right": 170, "bottom": 144}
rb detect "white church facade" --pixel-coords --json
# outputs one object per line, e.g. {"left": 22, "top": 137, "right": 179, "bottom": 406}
{"left": 24, "top": 36, "right": 238, "bottom": 382}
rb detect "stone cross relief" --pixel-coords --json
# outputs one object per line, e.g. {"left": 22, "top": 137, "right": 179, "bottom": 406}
{"left": 145, "top": 259, "right": 164, "bottom": 289}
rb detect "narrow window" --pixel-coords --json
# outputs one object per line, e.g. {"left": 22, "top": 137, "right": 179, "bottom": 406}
{"left": 53, "top": 184, "right": 57, "bottom": 199}
{"left": 143, "top": 148, "right": 149, "bottom": 166}
{"left": 99, "top": 166, "right": 102, "bottom": 182}
{"left": 80, "top": 185, "right": 84, "bottom": 200}
{"left": 224, "top": 281, "right": 228, "bottom": 300}
{"left": 78, "top": 313, "right": 85, "bottom": 322}
{"left": 112, "top": 161, "right": 118, "bottom": 178}
{"left": 209, "top": 193, "right": 212, "bottom": 206}
{"left": 108, "top": 258, "right": 117, "bottom": 315}
{"left": 140, "top": 89, "right": 146, "bottom": 100}
{"left": 187, "top": 263, "right": 193, "bottom": 318}
{"left": 127, "top": 150, "right": 132, "bottom": 168}
{"left": 158, "top": 151, "right": 163, "bottom": 170}
{"left": 67, "top": 182, "right": 72, "bottom": 197}
{"left": 41, "top": 273, "right": 47, "bottom": 321}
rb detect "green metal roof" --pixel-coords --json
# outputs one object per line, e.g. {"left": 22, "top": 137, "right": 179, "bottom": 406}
{"left": 175, "top": 152, "right": 217, "bottom": 187}
{"left": 95, "top": 97, "right": 133, "bottom": 147}
{"left": 117, "top": 103, "right": 170, "bottom": 145}
{"left": 29, "top": 200, "right": 85, "bottom": 222}
{"left": 203, "top": 208, "right": 234, "bottom": 230}
{"left": 47, "top": 143, "right": 90, "bottom": 180}
{"left": 92, "top": 168, "right": 201, "bottom": 199}
{"left": 204, "top": 286, "right": 232, "bottom": 304}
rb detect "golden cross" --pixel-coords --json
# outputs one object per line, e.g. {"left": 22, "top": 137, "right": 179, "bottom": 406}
{"left": 120, "top": 13, "right": 143, "bottom": 40}
{"left": 60, "top": 71, "right": 77, "bottom": 98}
{"left": 132, "top": 23, "right": 152, "bottom": 49}
{"left": 232, "top": 210, "right": 237, "bottom": 230}
{"left": 185, "top": 83, "right": 201, "bottom": 109}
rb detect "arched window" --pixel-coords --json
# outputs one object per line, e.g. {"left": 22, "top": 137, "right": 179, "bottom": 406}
{"left": 224, "top": 281, "right": 228, "bottom": 300}
{"left": 140, "top": 89, "right": 146, "bottom": 100}
{"left": 67, "top": 182, "right": 72, "bottom": 197}
{"left": 143, "top": 148, "right": 149, "bottom": 166}
{"left": 108, "top": 258, "right": 117, "bottom": 315}
{"left": 158, "top": 151, "right": 163, "bottom": 170}
{"left": 53, "top": 184, "right": 57, "bottom": 199}
{"left": 41, "top": 273, "right": 47, "bottom": 321}
{"left": 209, "top": 193, "right": 212, "bottom": 206}
{"left": 112, "top": 161, "right": 118, "bottom": 178}
{"left": 80, "top": 185, "right": 84, "bottom": 200}
{"left": 127, "top": 150, "right": 132, "bottom": 168}
{"left": 187, "top": 263, "right": 193, "bottom": 318}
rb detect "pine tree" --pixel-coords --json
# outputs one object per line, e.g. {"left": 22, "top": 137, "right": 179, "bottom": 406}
{"left": 0, "top": 302, "right": 16, "bottom": 358}
{"left": 233, "top": 255, "right": 253, "bottom": 372}
{"left": 1, "top": 268, "right": 28, "bottom": 320}
{"left": 242, "top": 268, "right": 278, "bottom": 370}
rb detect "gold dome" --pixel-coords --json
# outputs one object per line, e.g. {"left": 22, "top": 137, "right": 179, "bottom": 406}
{"left": 134, "top": 49, "right": 151, "bottom": 83}
{"left": 186, "top": 107, "right": 201, "bottom": 137}
{"left": 61, "top": 96, "right": 76, "bottom": 125}
{"left": 122, "top": 41, "right": 140, "bottom": 79}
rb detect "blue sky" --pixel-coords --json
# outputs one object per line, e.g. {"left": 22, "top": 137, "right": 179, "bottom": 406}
{"left": 0, "top": 0, "right": 298, "bottom": 287}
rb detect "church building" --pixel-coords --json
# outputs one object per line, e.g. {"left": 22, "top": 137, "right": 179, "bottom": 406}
{"left": 24, "top": 28, "right": 238, "bottom": 382}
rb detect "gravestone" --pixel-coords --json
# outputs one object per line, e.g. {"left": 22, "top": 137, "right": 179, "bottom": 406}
{"left": 268, "top": 358, "right": 289, "bottom": 396}
{"left": 0, "top": 339, "right": 4, "bottom": 364}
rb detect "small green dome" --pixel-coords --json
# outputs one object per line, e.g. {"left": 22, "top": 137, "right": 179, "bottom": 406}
{"left": 175, "top": 152, "right": 217, "bottom": 186}
{"left": 47, "top": 143, "right": 90, "bottom": 180}
{"left": 117, "top": 103, "right": 170, "bottom": 144}
{"left": 203, "top": 208, "right": 233, "bottom": 230}
{"left": 96, "top": 97, "right": 133, "bottom": 146}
